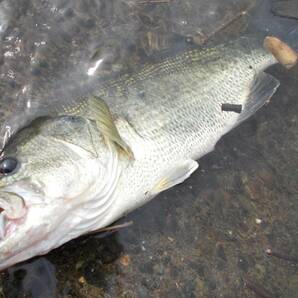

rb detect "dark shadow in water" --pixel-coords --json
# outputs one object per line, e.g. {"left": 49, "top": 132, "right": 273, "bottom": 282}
{"left": 3, "top": 258, "right": 56, "bottom": 298}
{"left": 1, "top": 232, "right": 125, "bottom": 297}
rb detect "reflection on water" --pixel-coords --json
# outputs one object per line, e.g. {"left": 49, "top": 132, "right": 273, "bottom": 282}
{"left": 0, "top": 0, "right": 298, "bottom": 297}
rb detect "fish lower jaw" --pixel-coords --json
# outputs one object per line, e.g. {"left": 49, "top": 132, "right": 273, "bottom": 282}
{"left": 0, "top": 211, "right": 27, "bottom": 241}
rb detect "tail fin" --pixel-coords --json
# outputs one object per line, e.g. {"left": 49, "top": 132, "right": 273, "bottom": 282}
{"left": 233, "top": 72, "right": 280, "bottom": 127}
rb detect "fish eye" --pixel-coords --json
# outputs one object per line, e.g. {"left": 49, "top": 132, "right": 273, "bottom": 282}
{"left": 0, "top": 157, "right": 19, "bottom": 175}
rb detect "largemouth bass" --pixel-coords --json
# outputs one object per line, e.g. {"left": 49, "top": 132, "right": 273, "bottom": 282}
{"left": 0, "top": 36, "right": 296, "bottom": 270}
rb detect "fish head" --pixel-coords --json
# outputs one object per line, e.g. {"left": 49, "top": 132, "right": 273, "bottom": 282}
{"left": 0, "top": 116, "right": 116, "bottom": 270}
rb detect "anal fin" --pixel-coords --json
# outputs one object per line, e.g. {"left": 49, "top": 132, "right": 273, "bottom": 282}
{"left": 150, "top": 159, "right": 198, "bottom": 196}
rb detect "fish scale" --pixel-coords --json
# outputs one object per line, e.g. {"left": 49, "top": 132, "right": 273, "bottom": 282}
{"left": 0, "top": 36, "right": 287, "bottom": 270}
{"left": 99, "top": 37, "right": 279, "bottom": 218}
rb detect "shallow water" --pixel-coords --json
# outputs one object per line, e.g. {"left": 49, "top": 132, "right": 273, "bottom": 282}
{"left": 0, "top": 0, "right": 298, "bottom": 297}
{"left": 0, "top": 0, "right": 260, "bottom": 150}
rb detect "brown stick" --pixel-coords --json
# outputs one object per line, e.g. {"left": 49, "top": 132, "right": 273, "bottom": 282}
{"left": 84, "top": 221, "right": 133, "bottom": 236}
{"left": 203, "top": 10, "right": 247, "bottom": 44}
{"left": 245, "top": 278, "right": 276, "bottom": 298}
{"left": 266, "top": 248, "right": 298, "bottom": 263}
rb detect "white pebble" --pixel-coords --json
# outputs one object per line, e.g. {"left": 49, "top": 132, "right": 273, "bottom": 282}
{"left": 255, "top": 218, "right": 262, "bottom": 224}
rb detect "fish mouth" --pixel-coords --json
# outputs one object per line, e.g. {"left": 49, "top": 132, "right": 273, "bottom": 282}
{"left": 0, "top": 191, "right": 27, "bottom": 240}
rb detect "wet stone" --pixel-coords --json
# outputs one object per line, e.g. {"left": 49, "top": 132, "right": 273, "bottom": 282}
{"left": 153, "top": 263, "right": 164, "bottom": 275}
{"left": 139, "top": 262, "right": 154, "bottom": 275}
{"left": 83, "top": 263, "right": 106, "bottom": 289}
{"left": 99, "top": 235, "right": 123, "bottom": 262}
{"left": 238, "top": 257, "right": 249, "bottom": 273}
{"left": 206, "top": 278, "right": 217, "bottom": 291}
{"left": 216, "top": 259, "right": 226, "bottom": 271}
{"left": 7, "top": 79, "right": 18, "bottom": 89}
{"left": 64, "top": 8, "right": 75, "bottom": 18}
{"left": 188, "top": 262, "right": 205, "bottom": 277}
{"left": 170, "top": 266, "right": 179, "bottom": 278}
{"left": 100, "top": 247, "right": 120, "bottom": 265}
{"left": 141, "top": 277, "right": 160, "bottom": 291}
{"left": 79, "top": 18, "right": 96, "bottom": 29}
{"left": 164, "top": 288, "right": 181, "bottom": 297}
{"left": 118, "top": 228, "right": 141, "bottom": 245}
{"left": 163, "top": 255, "right": 171, "bottom": 265}
{"left": 216, "top": 245, "right": 227, "bottom": 261}
{"left": 60, "top": 31, "right": 73, "bottom": 43}
{"left": 30, "top": 66, "right": 41, "bottom": 76}
{"left": 136, "top": 284, "right": 149, "bottom": 297}
{"left": 182, "top": 279, "right": 197, "bottom": 298}
{"left": 38, "top": 60, "right": 49, "bottom": 68}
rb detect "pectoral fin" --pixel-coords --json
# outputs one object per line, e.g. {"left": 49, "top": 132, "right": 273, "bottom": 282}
{"left": 150, "top": 159, "right": 198, "bottom": 196}
{"left": 56, "top": 96, "right": 134, "bottom": 159}
{"left": 88, "top": 96, "right": 134, "bottom": 159}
